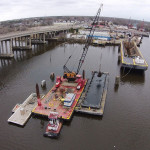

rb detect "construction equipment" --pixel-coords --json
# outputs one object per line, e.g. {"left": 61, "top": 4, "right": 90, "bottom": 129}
{"left": 63, "top": 4, "right": 103, "bottom": 81}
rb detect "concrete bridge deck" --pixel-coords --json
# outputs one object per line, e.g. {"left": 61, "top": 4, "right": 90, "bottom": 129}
{"left": 0, "top": 24, "right": 80, "bottom": 59}
{"left": 0, "top": 24, "right": 78, "bottom": 40}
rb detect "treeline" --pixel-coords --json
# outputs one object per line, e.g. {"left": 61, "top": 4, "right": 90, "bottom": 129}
{"left": 0, "top": 16, "right": 150, "bottom": 34}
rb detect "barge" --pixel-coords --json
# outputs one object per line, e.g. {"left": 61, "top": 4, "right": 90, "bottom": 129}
{"left": 120, "top": 41, "right": 148, "bottom": 70}
{"left": 75, "top": 72, "right": 109, "bottom": 116}
{"left": 8, "top": 93, "right": 44, "bottom": 126}
{"left": 32, "top": 75, "right": 87, "bottom": 120}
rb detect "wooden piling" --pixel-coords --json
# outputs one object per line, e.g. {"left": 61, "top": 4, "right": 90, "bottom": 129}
{"left": 50, "top": 72, "right": 55, "bottom": 80}
{"left": 115, "top": 76, "right": 120, "bottom": 85}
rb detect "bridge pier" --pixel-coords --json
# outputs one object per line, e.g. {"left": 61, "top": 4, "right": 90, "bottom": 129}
{"left": 12, "top": 36, "right": 32, "bottom": 50}
{"left": 18, "top": 37, "right": 21, "bottom": 47}
{"left": 0, "top": 39, "right": 14, "bottom": 59}
{"left": 14, "top": 38, "right": 16, "bottom": 47}
{"left": 9, "top": 38, "right": 13, "bottom": 54}
{"left": 29, "top": 36, "right": 32, "bottom": 49}
{"left": 43, "top": 33, "right": 45, "bottom": 43}
{"left": 5, "top": 41, "right": 8, "bottom": 54}
{"left": 0, "top": 25, "right": 78, "bottom": 59}
{"left": 45, "top": 32, "right": 53, "bottom": 41}
{"left": 31, "top": 33, "right": 46, "bottom": 44}
{"left": 0, "top": 41, "right": 4, "bottom": 54}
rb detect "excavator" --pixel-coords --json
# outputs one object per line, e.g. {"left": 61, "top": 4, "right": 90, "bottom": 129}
{"left": 63, "top": 4, "right": 103, "bottom": 81}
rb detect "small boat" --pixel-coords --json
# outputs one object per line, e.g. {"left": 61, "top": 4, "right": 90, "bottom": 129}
{"left": 44, "top": 112, "right": 63, "bottom": 138}
{"left": 120, "top": 41, "right": 148, "bottom": 70}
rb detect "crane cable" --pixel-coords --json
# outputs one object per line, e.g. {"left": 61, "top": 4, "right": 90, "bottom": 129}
{"left": 71, "top": 45, "right": 83, "bottom": 72}
{"left": 64, "top": 44, "right": 77, "bottom": 66}
{"left": 121, "top": 67, "right": 133, "bottom": 79}
{"left": 63, "top": 44, "right": 79, "bottom": 72}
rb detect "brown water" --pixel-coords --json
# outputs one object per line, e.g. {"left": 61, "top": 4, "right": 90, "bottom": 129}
{"left": 0, "top": 38, "right": 150, "bottom": 150}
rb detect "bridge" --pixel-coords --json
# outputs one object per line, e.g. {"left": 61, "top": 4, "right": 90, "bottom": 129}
{"left": 0, "top": 24, "right": 78, "bottom": 59}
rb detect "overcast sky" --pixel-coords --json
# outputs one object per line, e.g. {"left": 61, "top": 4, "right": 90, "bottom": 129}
{"left": 0, "top": 0, "right": 150, "bottom": 22}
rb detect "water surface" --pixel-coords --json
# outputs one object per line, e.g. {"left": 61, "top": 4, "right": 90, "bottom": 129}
{"left": 0, "top": 38, "right": 150, "bottom": 150}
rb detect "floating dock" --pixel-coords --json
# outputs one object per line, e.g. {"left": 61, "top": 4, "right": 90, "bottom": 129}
{"left": 120, "top": 41, "right": 148, "bottom": 70}
{"left": 32, "top": 77, "right": 87, "bottom": 120}
{"left": 75, "top": 72, "right": 109, "bottom": 116}
{"left": 8, "top": 93, "right": 43, "bottom": 126}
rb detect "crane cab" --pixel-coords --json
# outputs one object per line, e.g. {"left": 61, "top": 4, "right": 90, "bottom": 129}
{"left": 63, "top": 72, "right": 76, "bottom": 81}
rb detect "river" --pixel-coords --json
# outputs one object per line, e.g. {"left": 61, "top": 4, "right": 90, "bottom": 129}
{"left": 0, "top": 37, "right": 150, "bottom": 150}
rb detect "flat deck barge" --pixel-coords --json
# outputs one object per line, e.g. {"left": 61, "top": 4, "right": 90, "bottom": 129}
{"left": 8, "top": 93, "right": 42, "bottom": 126}
{"left": 120, "top": 41, "right": 148, "bottom": 70}
{"left": 75, "top": 72, "right": 109, "bottom": 116}
{"left": 32, "top": 77, "right": 87, "bottom": 120}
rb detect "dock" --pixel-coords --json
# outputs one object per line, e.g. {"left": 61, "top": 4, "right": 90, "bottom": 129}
{"left": 75, "top": 72, "right": 109, "bottom": 116}
{"left": 8, "top": 93, "right": 44, "bottom": 126}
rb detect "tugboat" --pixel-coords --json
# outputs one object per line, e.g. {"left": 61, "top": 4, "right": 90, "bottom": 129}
{"left": 44, "top": 112, "right": 63, "bottom": 138}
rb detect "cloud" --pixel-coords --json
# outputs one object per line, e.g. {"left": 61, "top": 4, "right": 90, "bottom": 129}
{"left": 0, "top": 0, "right": 150, "bottom": 21}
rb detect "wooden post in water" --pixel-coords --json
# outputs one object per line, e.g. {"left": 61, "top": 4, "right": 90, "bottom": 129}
{"left": 118, "top": 55, "right": 121, "bottom": 64}
{"left": 115, "top": 76, "right": 120, "bottom": 86}
{"left": 36, "top": 83, "right": 40, "bottom": 99}
{"left": 82, "top": 70, "right": 85, "bottom": 79}
{"left": 50, "top": 72, "right": 55, "bottom": 80}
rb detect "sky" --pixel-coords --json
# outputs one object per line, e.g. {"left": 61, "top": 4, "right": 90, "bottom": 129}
{"left": 0, "top": 0, "right": 150, "bottom": 22}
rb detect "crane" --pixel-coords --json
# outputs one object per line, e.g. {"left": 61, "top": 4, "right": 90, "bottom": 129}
{"left": 63, "top": 4, "right": 103, "bottom": 81}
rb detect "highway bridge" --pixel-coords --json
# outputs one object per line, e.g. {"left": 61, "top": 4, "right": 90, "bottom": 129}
{"left": 0, "top": 24, "right": 79, "bottom": 59}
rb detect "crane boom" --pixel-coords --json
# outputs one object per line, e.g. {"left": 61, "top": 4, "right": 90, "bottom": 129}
{"left": 63, "top": 4, "right": 103, "bottom": 81}
{"left": 76, "top": 4, "right": 103, "bottom": 74}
